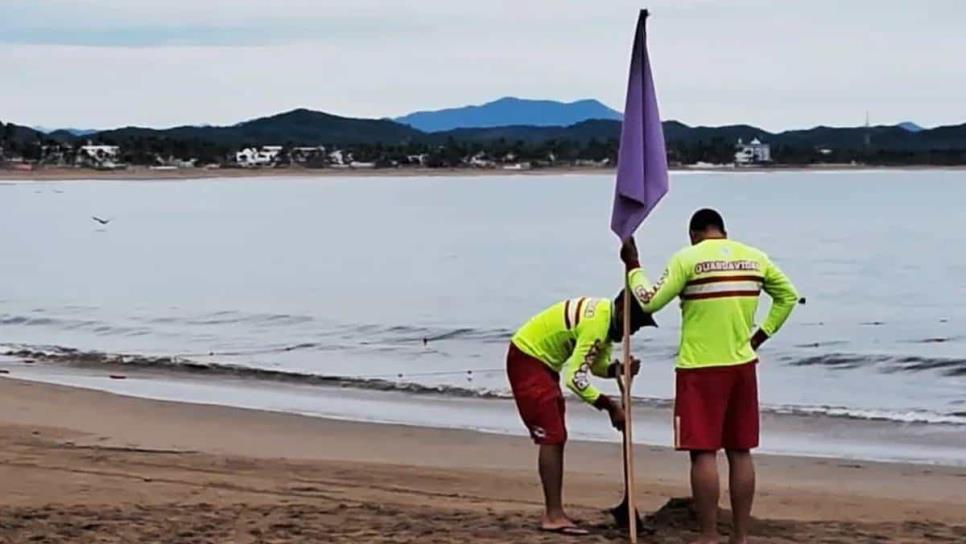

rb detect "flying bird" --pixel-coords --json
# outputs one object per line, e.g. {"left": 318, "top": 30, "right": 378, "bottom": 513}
{"left": 91, "top": 216, "right": 112, "bottom": 225}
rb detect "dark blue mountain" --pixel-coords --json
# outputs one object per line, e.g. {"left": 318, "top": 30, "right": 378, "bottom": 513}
{"left": 898, "top": 122, "right": 924, "bottom": 133}
{"left": 33, "top": 127, "right": 98, "bottom": 136}
{"left": 394, "top": 97, "right": 621, "bottom": 132}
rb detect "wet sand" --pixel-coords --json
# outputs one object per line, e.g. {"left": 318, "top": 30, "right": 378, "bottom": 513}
{"left": 0, "top": 377, "right": 963, "bottom": 543}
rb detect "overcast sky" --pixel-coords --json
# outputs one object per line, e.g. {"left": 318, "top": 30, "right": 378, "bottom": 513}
{"left": 2, "top": 0, "right": 964, "bottom": 131}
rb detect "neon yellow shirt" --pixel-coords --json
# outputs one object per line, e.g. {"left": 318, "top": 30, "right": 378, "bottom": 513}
{"left": 629, "top": 238, "right": 799, "bottom": 369}
{"left": 511, "top": 297, "right": 614, "bottom": 404}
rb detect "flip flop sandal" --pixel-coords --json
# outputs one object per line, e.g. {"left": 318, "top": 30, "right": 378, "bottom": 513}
{"left": 540, "top": 526, "right": 591, "bottom": 536}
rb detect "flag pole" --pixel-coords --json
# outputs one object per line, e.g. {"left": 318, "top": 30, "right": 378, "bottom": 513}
{"left": 611, "top": 8, "right": 666, "bottom": 538}
{"left": 621, "top": 273, "right": 637, "bottom": 542}
{"left": 623, "top": 14, "right": 649, "bottom": 538}
{"left": 623, "top": 18, "right": 646, "bottom": 541}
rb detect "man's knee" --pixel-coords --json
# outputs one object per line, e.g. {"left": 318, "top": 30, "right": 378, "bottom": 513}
{"left": 689, "top": 449, "right": 716, "bottom": 460}
{"left": 533, "top": 429, "right": 567, "bottom": 446}
{"left": 538, "top": 441, "right": 566, "bottom": 454}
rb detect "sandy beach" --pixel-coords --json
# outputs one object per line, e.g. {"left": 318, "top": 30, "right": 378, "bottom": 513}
{"left": 0, "top": 377, "right": 962, "bottom": 543}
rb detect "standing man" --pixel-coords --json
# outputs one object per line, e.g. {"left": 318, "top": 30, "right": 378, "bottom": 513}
{"left": 621, "top": 208, "right": 799, "bottom": 544}
{"left": 507, "top": 292, "right": 654, "bottom": 535}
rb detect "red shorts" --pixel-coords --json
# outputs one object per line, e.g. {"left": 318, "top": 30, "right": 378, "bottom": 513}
{"left": 674, "top": 361, "right": 759, "bottom": 451}
{"left": 506, "top": 343, "right": 566, "bottom": 445}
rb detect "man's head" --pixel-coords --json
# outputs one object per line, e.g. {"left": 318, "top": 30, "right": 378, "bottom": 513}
{"left": 689, "top": 208, "right": 727, "bottom": 245}
{"left": 611, "top": 291, "right": 657, "bottom": 341}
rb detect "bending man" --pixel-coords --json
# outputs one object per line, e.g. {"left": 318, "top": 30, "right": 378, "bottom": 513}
{"left": 507, "top": 292, "right": 655, "bottom": 535}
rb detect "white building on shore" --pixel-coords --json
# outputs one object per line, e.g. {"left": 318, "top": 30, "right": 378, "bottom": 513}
{"left": 289, "top": 146, "right": 326, "bottom": 165}
{"left": 734, "top": 138, "right": 771, "bottom": 165}
{"left": 468, "top": 151, "right": 496, "bottom": 168}
{"left": 328, "top": 149, "right": 351, "bottom": 166}
{"left": 236, "top": 146, "right": 282, "bottom": 167}
{"left": 76, "top": 145, "right": 122, "bottom": 169}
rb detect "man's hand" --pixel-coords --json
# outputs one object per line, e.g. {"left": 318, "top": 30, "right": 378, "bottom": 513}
{"left": 608, "top": 357, "right": 641, "bottom": 379}
{"left": 620, "top": 238, "right": 640, "bottom": 270}
{"left": 594, "top": 394, "right": 627, "bottom": 431}
{"left": 750, "top": 329, "right": 769, "bottom": 350}
{"left": 606, "top": 397, "right": 626, "bottom": 431}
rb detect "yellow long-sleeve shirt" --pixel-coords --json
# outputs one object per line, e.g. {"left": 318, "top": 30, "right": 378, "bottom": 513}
{"left": 629, "top": 238, "right": 799, "bottom": 369}
{"left": 511, "top": 297, "right": 614, "bottom": 405}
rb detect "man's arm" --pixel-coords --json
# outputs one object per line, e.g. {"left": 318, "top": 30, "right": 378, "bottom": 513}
{"left": 561, "top": 335, "right": 625, "bottom": 429}
{"left": 561, "top": 336, "right": 605, "bottom": 405}
{"left": 621, "top": 239, "right": 688, "bottom": 314}
{"left": 590, "top": 342, "right": 614, "bottom": 378}
{"left": 755, "top": 255, "right": 799, "bottom": 345}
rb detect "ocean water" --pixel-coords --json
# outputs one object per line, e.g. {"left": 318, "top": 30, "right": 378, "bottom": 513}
{"left": 1, "top": 172, "right": 964, "bottom": 463}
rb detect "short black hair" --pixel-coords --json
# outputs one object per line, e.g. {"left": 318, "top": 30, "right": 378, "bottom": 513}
{"left": 689, "top": 208, "right": 726, "bottom": 233}
{"left": 613, "top": 291, "right": 657, "bottom": 331}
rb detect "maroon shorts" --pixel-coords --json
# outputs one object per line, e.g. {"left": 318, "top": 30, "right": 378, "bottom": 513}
{"left": 674, "top": 361, "right": 759, "bottom": 451}
{"left": 506, "top": 343, "right": 566, "bottom": 445}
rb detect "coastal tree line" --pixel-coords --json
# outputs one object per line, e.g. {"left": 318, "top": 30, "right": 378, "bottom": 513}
{"left": 4, "top": 120, "right": 966, "bottom": 168}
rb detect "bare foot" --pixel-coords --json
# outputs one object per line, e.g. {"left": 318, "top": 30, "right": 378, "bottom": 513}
{"left": 541, "top": 513, "right": 578, "bottom": 530}
{"left": 540, "top": 513, "right": 589, "bottom": 535}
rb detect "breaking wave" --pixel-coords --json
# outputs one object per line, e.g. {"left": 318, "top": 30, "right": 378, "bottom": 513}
{"left": 0, "top": 311, "right": 512, "bottom": 347}
{"left": 0, "top": 314, "right": 153, "bottom": 337}
{"left": 2, "top": 344, "right": 963, "bottom": 427}
{"left": 787, "top": 353, "right": 966, "bottom": 377}
{"left": 766, "top": 404, "right": 966, "bottom": 426}
{"left": 140, "top": 311, "right": 314, "bottom": 327}
{"left": 1, "top": 345, "right": 509, "bottom": 399}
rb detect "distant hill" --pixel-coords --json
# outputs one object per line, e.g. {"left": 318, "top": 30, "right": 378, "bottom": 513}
{"left": 395, "top": 97, "right": 621, "bottom": 132}
{"left": 773, "top": 123, "right": 966, "bottom": 151}
{"left": 0, "top": 122, "right": 45, "bottom": 144}
{"left": 898, "top": 122, "right": 924, "bottom": 133}
{"left": 913, "top": 122, "right": 966, "bottom": 151}
{"left": 47, "top": 129, "right": 85, "bottom": 143}
{"left": 667, "top": 123, "right": 772, "bottom": 146}
{"left": 432, "top": 119, "right": 622, "bottom": 144}
{"left": 33, "top": 127, "right": 98, "bottom": 137}
{"left": 232, "top": 109, "right": 422, "bottom": 144}
{"left": 91, "top": 109, "right": 423, "bottom": 146}
{"left": 433, "top": 119, "right": 966, "bottom": 153}
{"left": 433, "top": 120, "right": 778, "bottom": 148}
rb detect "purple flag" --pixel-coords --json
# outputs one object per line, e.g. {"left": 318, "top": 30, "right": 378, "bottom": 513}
{"left": 610, "top": 10, "right": 669, "bottom": 242}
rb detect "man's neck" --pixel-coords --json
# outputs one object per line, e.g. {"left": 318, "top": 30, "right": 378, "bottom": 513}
{"left": 694, "top": 231, "right": 727, "bottom": 244}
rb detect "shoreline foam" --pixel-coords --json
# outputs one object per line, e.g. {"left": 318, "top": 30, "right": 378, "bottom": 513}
{"left": 4, "top": 344, "right": 964, "bottom": 427}
{"left": 2, "top": 349, "right": 964, "bottom": 467}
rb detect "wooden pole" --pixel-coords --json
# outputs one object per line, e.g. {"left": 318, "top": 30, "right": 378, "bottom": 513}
{"left": 621, "top": 275, "right": 637, "bottom": 542}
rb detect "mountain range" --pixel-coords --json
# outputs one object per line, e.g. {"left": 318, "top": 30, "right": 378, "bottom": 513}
{"left": 3, "top": 97, "right": 964, "bottom": 154}
{"left": 393, "top": 97, "right": 621, "bottom": 132}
